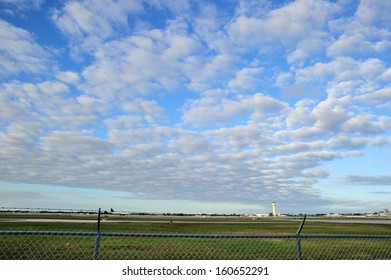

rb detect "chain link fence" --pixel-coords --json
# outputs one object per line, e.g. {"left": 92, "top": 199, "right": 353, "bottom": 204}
{"left": 1, "top": 230, "right": 390, "bottom": 260}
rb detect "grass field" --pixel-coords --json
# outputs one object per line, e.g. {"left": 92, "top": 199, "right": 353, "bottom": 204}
{"left": 1, "top": 214, "right": 390, "bottom": 260}
{"left": 1, "top": 214, "right": 391, "bottom": 234}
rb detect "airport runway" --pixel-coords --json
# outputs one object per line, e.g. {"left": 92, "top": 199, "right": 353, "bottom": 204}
{"left": 1, "top": 218, "right": 391, "bottom": 225}
{"left": 306, "top": 218, "right": 391, "bottom": 225}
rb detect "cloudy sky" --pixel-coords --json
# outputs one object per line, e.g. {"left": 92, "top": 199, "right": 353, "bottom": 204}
{"left": 0, "top": 0, "right": 390, "bottom": 214}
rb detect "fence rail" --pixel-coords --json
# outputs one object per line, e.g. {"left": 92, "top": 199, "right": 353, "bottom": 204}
{"left": 1, "top": 230, "right": 390, "bottom": 260}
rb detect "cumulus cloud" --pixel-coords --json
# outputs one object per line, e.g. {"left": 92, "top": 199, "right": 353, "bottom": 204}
{"left": 355, "top": 0, "right": 391, "bottom": 27}
{"left": 228, "top": 0, "right": 336, "bottom": 62}
{"left": 357, "top": 87, "right": 391, "bottom": 108}
{"left": 55, "top": 71, "right": 80, "bottom": 84}
{"left": 0, "top": 0, "right": 43, "bottom": 14}
{"left": 327, "top": 0, "right": 391, "bottom": 58}
{"left": 0, "top": 0, "right": 390, "bottom": 213}
{"left": 0, "top": 20, "right": 53, "bottom": 78}
{"left": 313, "top": 97, "right": 351, "bottom": 133}
{"left": 286, "top": 99, "right": 316, "bottom": 128}
{"left": 327, "top": 136, "right": 368, "bottom": 150}
{"left": 328, "top": 34, "right": 380, "bottom": 57}
{"left": 228, "top": 67, "right": 263, "bottom": 90}
{"left": 296, "top": 56, "right": 388, "bottom": 86}
{"left": 343, "top": 114, "right": 390, "bottom": 135}
{"left": 79, "top": 26, "right": 202, "bottom": 100}
{"left": 181, "top": 96, "right": 248, "bottom": 126}
{"left": 243, "top": 93, "right": 288, "bottom": 117}
{"left": 0, "top": 80, "right": 110, "bottom": 130}
{"left": 122, "top": 99, "right": 169, "bottom": 124}
{"left": 147, "top": 0, "right": 191, "bottom": 14}
{"left": 51, "top": 0, "right": 143, "bottom": 50}
{"left": 181, "top": 93, "right": 287, "bottom": 127}
{"left": 341, "top": 175, "right": 391, "bottom": 186}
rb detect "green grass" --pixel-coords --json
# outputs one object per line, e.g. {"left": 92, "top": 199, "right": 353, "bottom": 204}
{"left": 0, "top": 234, "right": 95, "bottom": 260}
{"left": 1, "top": 214, "right": 390, "bottom": 260}
{"left": 1, "top": 215, "right": 390, "bottom": 234}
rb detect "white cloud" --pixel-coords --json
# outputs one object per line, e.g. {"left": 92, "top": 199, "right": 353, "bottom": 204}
{"left": 327, "top": 135, "right": 368, "bottom": 150}
{"left": 55, "top": 71, "right": 80, "bottom": 84}
{"left": 1, "top": 0, "right": 390, "bottom": 213}
{"left": 80, "top": 26, "right": 202, "bottom": 100}
{"left": 52, "top": 0, "right": 143, "bottom": 40}
{"left": 0, "top": 120, "right": 43, "bottom": 149}
{"left": 294, "top": 57, "right": 390, "bottom": 99}
{"left": 181, "top": 96, "right": 248, "bottom": 127}
{"left": 76, "top": 95, "right": 109, "bottom": 115}
{"left": 341, "top": 175, "right": 391, "bottom": 186}
{"left": 0, "top": 20, "right": 53, "bottom": 78}
{"left": 104, "top": 115, "right": 143, "bottom": 130}
{"left": 123, "top": 143, "right": 166, "bottom": 159}
{"left": 286, "top": 99, "right": 316, "bottom": 129}
{"left": 296, "top": 56, "right": 356, "bottom": 84}
{"left": 288, "top": 37, "right": 328, "bottom": 65}
{"left": 205, "top": 124, "right": 267, "bottom": 152}
{"left": 228, "top": 0, "right": 336, "bottom": 51}
{"left": 188, "top": 52, "right": 237, "bottom": 92}
{"left": 0, "top": 0, "right": 43, "bottom": 14}
{"left": 275, "top": 72, "right": 293, "bottom": 87}
{"left": 169, "top": 135, "right": 212, "bottom": 155}
{"left": 355, "top": 0, "right": 391, "bottom": 27}
{"left": 106, "top": 126, "right": 181, "bottom": 148}
{"left": 273, "top": 150, "right": 338, "bottom": 171}
{"left": 313, "top": 97, "right": 351, "bottom": 132}
{"left": 0, "top": 89, "right": 33, "bottom": 122}
{"left": 0, "top": 80, "right": 111, "bottom": 131}
{"left": 357, "top": 87, "right": 391, "bottom": 107}
{"left": 343, "top": 114, "right": 390, "bottom": 135}
{"left": 359, "top": 58, "right": 388, "bottom": 80}
{"left": 286, "top": 93, "right": 391, "bottom": 136}
{"left": 272, "top": 141, "right": 325, "bottom": 157}
{"left": 275, "top": 126, "right": 323, "bottom": 141}
{"left": 41, "top": 131, "right": 113, "bottom": 155}
{"left": 147, "top": 0, "right": 191, "bottom": 14}
{"left": 235, "top": 0, "right": 271, "bottom": 18}
{"left": 327, "top": 0, "right": 391, "bottom": 58}
{"left": 51, "top": 0, "right": 143, "bottom": 56}
{"left": 243, "top": 93, "right": 288, "bottom": 116}
{"left": 182, "top": 93, "right": 287, "bottom": 127}
{"left": 228, "top": 67, "right": 263, "bottom": 90}
{"left": 328, "top": 34, "right": 379, "bottom": 57}
{"left": 122, "top": 99, "right": 169, "bottom": 124}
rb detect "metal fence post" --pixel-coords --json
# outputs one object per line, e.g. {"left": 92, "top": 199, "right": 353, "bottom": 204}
{"left": 296, "top": 214, "right": 306, "bottom": 260}
{"left": 93, "top": 208, "right": 101, "bottom": 260}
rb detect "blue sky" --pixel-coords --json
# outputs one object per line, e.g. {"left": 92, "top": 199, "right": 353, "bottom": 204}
{"left": 0, "top": 0, "right": 390, "bottom": 214}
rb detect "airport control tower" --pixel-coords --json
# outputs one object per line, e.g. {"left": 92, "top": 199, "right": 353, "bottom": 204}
{"left": 272, "top": 202, "right": 276, "bottom": 217}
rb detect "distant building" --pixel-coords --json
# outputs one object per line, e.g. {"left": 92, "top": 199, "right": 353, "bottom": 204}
{"left": 326, "top": 213, "right": 342, "bottom": 217}
{"left": 379, "top": 209, "right": 391, "bottom": 217}
{"left": 255, "top": 214, "right": 269, "bottom": 217}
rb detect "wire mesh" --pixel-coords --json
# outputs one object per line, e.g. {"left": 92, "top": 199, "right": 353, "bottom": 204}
{"left": 0, "top": 231, "right": 391, "bottom": 260}
{"left": 97, "top": 234, "right": 297, "bottom": 260}
{"left": 0, "top": 231, "right": 96, "bottom": 260}
{"left": 299, "top": 234, "right": 391, "bottom": 260}
{"left": 0, "top": 231, "right": 390, "bottom": 260}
